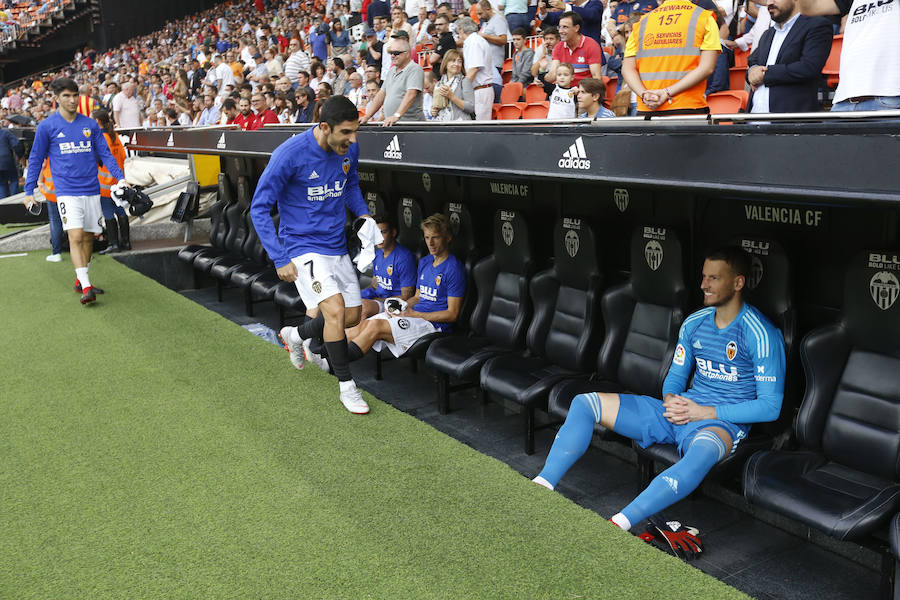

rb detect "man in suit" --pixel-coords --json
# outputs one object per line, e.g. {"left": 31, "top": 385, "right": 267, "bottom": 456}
{"left": 746, "top": 0, "right": 832, "bottom": 113}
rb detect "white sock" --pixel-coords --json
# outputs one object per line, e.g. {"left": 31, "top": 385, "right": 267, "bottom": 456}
{"left": 610, "top": 513, "right": 632, "bottom": 531}
{"left": 339, "top": 380, "right": 357, "bottom": 393}
{"left": 75, "top": 267, "right": 91, "bottom": 289}
{"left": 532, "top": 476, "right": 554, "bottom": 490}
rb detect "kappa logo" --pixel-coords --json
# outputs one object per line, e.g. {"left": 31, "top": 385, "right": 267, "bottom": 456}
{"left": 726, "top": 340, "right": 738, "bottom": 361}
{"left": 870, "top": 271, "right": 900, "bottom": 311}
{"left": 501, "top": 221, "right": 514, "bottom": 246}
{"left": 645, "top": 240, "right": 663, "bottom": 271}
{"left": 309, "top": 170, "right": 320, "bottom": 179}
{"left": 558, "top": 136, "right": 591, "bottom": 170}
{"left": 384, "top": 135, "right": 402, "bottom": 160}
{"left": 56, "top": 132, "right": 66, "bottom": 138}
{"left": 166, "top": 133, "right": 174, "bottom": 147}
{"left": 216, "top": 133, "right": 226, "bottom": 149}
{"left": 614, "top": 188, "right": 629, "bottom": 212}
{"left": 565, "top": 230, "right": 580, "bottom": 258}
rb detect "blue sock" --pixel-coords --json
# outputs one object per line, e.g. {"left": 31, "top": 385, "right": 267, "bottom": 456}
{"left": 536, "top": 393, "right": 603, "bottom": 487}
{"left": 621, "top": 430, "right": 726, "bottom": 526}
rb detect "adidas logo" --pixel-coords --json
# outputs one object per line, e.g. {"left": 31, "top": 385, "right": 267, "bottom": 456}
{"left": 383, "top": 135, "right": 402, "bottom": 160}
{"left": 558, "top": 136, "right": 591, "bottom": 170}
{"left": 693, "top": 340, "right": 702, "bottom": 349}
{"left": 216, "top": 133, "right": 226, "bottom": 149}
{"left": 309, "top": 170, "right": 319, "bottom": 179}
{"left": 663, "top": 476, "right": 679, "bottom": 494}
{"left": 166, "top": 133, "right": 174, "bottom": 147}
{"left": 57, "top": 132, "right": 66, "bottom": 138}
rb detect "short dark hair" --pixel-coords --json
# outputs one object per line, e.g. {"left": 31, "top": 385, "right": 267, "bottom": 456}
{"left": 705, "top": 245, "right": 752, "bottom": 280}
{"left": 222, "top": 98, "right": 237, "bottom": 110}
{"left": 375, "top": 213, "right": 395, "bottom": 229}
{"left": 542, "top": 25, "right": 559, "bottom": 36}
{"left": 50, "top": 77, "right": 78, "bottom": 95}
{"left": 560, "top": 11, "right": 583, "bottom": 29}
{"left": 319, "top": 95, "right": 359, "bottom": 128}
{"left": 511, "top": 27, "right": 527, "bottom": 37}
{"left": 332, "top": 57, "right": 344, "bottom": 70}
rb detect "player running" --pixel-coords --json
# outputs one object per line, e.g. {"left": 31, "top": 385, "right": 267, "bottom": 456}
{"left": 532, "top": 246, "right": 785, "bottom": 548}
{"left": 250, "top": 95, "right": 373, "bottom": 415}
{"left": 23, "top": 78, "right": 127, "bottom": 305}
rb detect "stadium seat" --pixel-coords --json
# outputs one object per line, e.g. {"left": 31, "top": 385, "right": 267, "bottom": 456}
{"left": 191, "top": 176, "right": 251, "bottom": 276}
{"left": 733, "top": 47, "right": 750, "bottom": 69}
{"left": 426, "top": 210, "right": 534, "bottom": 414}
{"left": 500, "top": 82, "right": 523, "bottom": 104}
{"left": 603, "top": 76, "right": 617, "bottom": 108}
{"left": 524, "top": 84, "right": 546, "bottom": 104}
{"left": 743, "top": 249, "right": 900, "bottom": 543}
{"left": 890, "top": 514, "right": 900, "bottom": 598}
{"left": 635, "top": 236, "right": 797, "bottom": 484}
{"left": 228, "top": 215, "right": 277, "bottom": 315}
{"left": 208, "top": 205, "right": 270, "bottom": 302}
{"left": 729, "top": 67, "right": 748, "bottom": 92}
{"left": 823, "top": 34, "right": 842, "bottom": 88}
{"left": 498, "top": 104, "right": 524, "bottom": 120}
{"left": 708, "top": 90, "right": 749, "bottom": 114}
{"left": 523, "top": 102, "right": 549, "bottom": 119}
{"left": 480, "top": 217, "right": 604, "bottom": 454}
{"left": 177, "top": 172, "right": 233, "bottom": 278}
{"left": 547, "top": 226, "right": 687, "bottom": 438}
{"left": 273, "top": 280, "right": 306, "bottom": 326}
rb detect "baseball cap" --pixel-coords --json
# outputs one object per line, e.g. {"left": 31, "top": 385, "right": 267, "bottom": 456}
{"left": 365, "top": 28, "right": 376, "bottom": 37}
{"left": 390, "top": 30, "right": 410, "bottom": 39}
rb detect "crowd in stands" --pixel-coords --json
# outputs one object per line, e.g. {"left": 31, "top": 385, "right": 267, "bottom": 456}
{"left": 0, "top": 0, "right": 895, "bottom": 138}
{"left": 0, "top": 0, "right": 69, "bottom": 43}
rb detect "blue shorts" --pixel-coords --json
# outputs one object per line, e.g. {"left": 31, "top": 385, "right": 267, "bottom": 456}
{"left": 616, "top": 394, "right": 747, "bottom": 456}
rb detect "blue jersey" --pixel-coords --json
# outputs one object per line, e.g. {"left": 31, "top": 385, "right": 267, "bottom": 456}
{"left": 662, "top": 303, "right": 785, "bottom": 429}
{"left": 24, "top": 112, "right": 124, "bottom": 197}
{"left": 372, "top": 243, "right": 417, "bottom": 297}
{"left": 250, "top": 127, "right": 368, "bottom": 268}
{"left": 415, "top": 253, "right": 466, "bottom": 333}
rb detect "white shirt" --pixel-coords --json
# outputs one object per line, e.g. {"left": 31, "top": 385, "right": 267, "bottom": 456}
{"left": 547, "top": 84, "right": 577, "bottom": 119}
{"left": 735, "top": 3, "right": 770, "bottom": 52}
{"left": 112, "top": 92, "right": 142, "bottom": 128}
{"left": 750, "top": 13, "right": 800, "bottom": 113}
{"left": 215, "top": 63, "right": 235, "bottom": 95}
{"left": 833, "top": 0, "right": 900, "bottom": 103}
{"left": 462, "top": 33, "right": 494, "bottom": 87}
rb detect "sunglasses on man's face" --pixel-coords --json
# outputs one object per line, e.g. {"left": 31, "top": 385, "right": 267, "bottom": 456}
{"left": 388, "top": 50, "right": 407, "bottom": 56}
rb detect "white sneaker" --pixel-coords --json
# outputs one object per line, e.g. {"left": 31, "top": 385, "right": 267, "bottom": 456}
{"left": 278, "top": 326, "right": 307, "bottom": 370}
{"left": 46, "top": 253, "right": 62, "bottom": 262}
{"left": 339, "top": 385, "right": 370, "bottom": 414}
{"left": 303, "top": 339, "right": 331, "bottom": 373}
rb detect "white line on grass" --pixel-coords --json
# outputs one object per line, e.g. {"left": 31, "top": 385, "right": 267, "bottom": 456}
{"left": 0, "top": 253, "right": 28, "bottom": 259}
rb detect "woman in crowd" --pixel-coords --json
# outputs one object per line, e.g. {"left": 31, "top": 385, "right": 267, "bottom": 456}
{"left": 431, "top": 50, "right": 474, "bottom": 121}
{"left": 328, "top": 20, "right": 351, "bottom": 61}
{"left": 309, "top": 61, "right": 327, "bottom": 89}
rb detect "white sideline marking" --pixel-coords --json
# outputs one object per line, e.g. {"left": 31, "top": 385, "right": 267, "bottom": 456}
{"left": 0, "top": 253, "right": 28, "bottom": 259}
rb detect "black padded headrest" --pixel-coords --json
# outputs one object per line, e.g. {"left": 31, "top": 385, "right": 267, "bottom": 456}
{"left": 732, "top": 236, "right": 792, "bottom": 323}
{"left": 396, "top": 196, "right": 424, "bottom": 250}
{"left": 493, "top": 209, "right": 531, "bottom": 274}
{"left": 444, "top": 201, "right": 477, "bottom": 258}
{"left": 631, "top": 226, "right": 686, "bottom": 307}
{"left": 364, "top": 191, "right": 387, "bottom": 218}
{"left": 844, "top": 250, "right": 900, "bottom": 356}
{"left": 554, "top": 217, "right": 600, "bottom": 289}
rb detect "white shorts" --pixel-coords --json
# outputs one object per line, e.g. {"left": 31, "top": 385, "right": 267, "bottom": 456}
{"left": 370, "top": 313, "right": 437, "bottom": 357}
{"left": 291, "top": 252, "right": 362, "bottom": 309}
{"left": 56, "top": 195, "right": 103, "bottom": 233}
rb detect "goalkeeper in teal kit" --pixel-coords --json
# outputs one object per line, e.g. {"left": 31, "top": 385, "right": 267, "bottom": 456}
{"left": 533, "top": 246, "right": 785, "bottom": 555}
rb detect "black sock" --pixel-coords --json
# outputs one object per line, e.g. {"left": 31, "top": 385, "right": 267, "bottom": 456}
{"left": 347, "top": 341, "right": 365, "bottom": 362}
{"left": 325, "top": 338, "right": 353, "bottom": 382}
{"left": 309, "top": 336, "right": 326, "bottom": 356}
{"left": 297, "top": 313, "right": 325, "bottom": 340}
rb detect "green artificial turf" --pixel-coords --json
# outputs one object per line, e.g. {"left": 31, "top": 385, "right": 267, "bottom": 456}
{"left": 0, "top": 252, "right": 749, "bottom": 600}
{"left": 0, "top": 222, "right": 40, "bottom": 235}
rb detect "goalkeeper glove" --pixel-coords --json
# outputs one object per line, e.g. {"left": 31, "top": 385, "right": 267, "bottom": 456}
{"left": 644, "top": 513, "right": 703, "bottom": 560}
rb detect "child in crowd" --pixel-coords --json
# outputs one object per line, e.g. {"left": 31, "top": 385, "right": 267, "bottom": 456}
{"left": 546, "top": 62, "right": 577, "bottom": 120}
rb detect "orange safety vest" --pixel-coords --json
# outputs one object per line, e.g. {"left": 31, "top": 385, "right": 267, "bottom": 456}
{"left": 634, "top": 0, "right": 712, "bottom": 112}
{"left": 98, "top": 132, "right": 126, "bottom": 198}
{"left": 77, "top": 95, "right": 95, "bottom": 117}
{"left": 38, "top": 159, "right": 56, "bottom": 203}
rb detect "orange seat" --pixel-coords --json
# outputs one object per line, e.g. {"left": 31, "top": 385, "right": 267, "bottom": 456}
{"left": 602, "top": 75, "right": 618, "bottom": 108}
{"left": 502, "top": 58, "right": 513, "bottom": 73}
{"left": 707, "top": 90, "right": 749, "bottom": 114}
{"left": 729, "top": 67, "right": 747, "bottom": 91}
{"left": 492, "top": 103, "right": 501, "bottom": 119}
{"left": 733, "top": 47, "right": 750, "bottom": 69}
{"left": 523, "top": 102, "right": 549, "bottom": 119}
{"left": 502, "top": 71, "right": 512, "bottom": 84}
{"left": 500, "top": 82, "right": 524, "bottom": 104}
{"left": 822, "top": 34, "right": 842, "bottom": 88}
{"left": 498, "top": 104, "right": 524, "bottom": 120}
{"left": 524, "top": 83, "right": 546, "bottom": 104}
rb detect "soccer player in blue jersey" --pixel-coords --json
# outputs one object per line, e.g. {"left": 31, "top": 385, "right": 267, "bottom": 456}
{"left": 250, "top": 95, "right": 373, "bottom": 415}
{"left": 532, "top": 246, "right": 785, "bottom": 537}
{"left": 23, "top": 78, "right": 127, "bottom": 305}
{"left": 357, "top": 214, "right": 417, "bottom": 317}
{"left": 344, "top": 213, "right": 465, "bottom": 360}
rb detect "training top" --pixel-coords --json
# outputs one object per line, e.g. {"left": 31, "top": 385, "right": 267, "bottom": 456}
{"left": 24, "top": 112, "right": 125, "bottom": 197}
{"left": 662, "top": 303, "right": 785, "bottom": 429}
{"left": 414, "top": 253, "right": 466, "bottom": 333}
{"left": 370, "top": 243, "right": 417, "bottom": 298}
{"left": 250, "top": 127, "right": 368, "bottom": 268}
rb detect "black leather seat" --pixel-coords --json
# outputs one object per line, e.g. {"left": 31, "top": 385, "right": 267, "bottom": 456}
{"left": 635, "top": 236, "right": 796, "bottom": 483}
{"left": 480, "top": 217, "right": 604, "bottom": 454}
{"left": 208, "top": 206, "right": 268, "bottom": 301}
{"left": 177, "top": 172, "right": 233, "bottom": 270}
{"left": 232, "top": 214, "right": 279, "bottom": 316}
{"left": 547, "top": 226, "right": 688, "bottom": 440}
{"left": 890, "top": 513, "right": 900, "bottom": 598}
{"left": 192, "top": 176, "right": 251, "bottom": 276}
{"left": 425, "top": 210, "right": 534, "bottom": 414}
{"left": 743, "top": 249, "right": 900, "bottom": 543}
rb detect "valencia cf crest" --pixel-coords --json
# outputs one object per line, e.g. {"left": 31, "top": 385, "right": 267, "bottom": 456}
{"left": 435, "top": 274, "right": 442, "bottom": 286}
{"left": 387, "top": 264, "right": 393, "bottom": 276}
{"left": 726, "top": 340, "right": 738, "bottom": 361}
{"left": 342, "top": 157, "right": 351, "bottom": 175}
{"left": 82, "top": 127, "right": 91, "bottom": 138}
